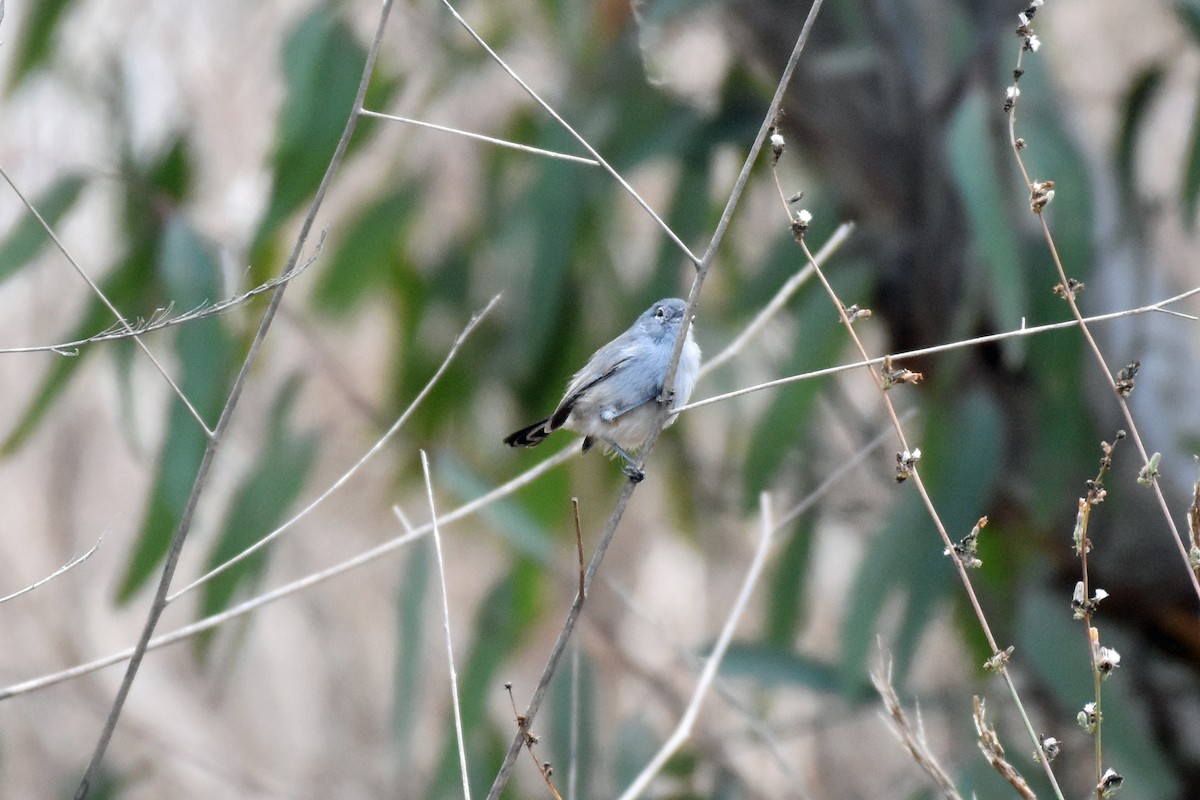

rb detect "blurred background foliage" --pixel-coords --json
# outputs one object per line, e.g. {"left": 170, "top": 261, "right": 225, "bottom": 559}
{"left": 1, "top": 0, "right": 1199, "bottom": 797}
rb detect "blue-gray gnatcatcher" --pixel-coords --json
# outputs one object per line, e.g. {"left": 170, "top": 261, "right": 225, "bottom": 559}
{"left": 504, "top": 297, "right": 701, "bottom": 481}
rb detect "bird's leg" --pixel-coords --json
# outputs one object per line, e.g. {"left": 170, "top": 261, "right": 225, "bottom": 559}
{"left": 606, "top": 441, "right": 645, "bottom": 483}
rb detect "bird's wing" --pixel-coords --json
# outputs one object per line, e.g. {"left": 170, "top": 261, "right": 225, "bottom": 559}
{"left": 549, "top": 356, "right": 630, "bottom": 430}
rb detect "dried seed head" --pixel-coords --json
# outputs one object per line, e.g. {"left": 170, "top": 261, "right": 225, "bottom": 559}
{"left": 1096, "top": 646, "right": 1121, "bottom": 679}
{"left": 1030, "top": 179, "right": 1056, "bottom": 213}
{"left": 844, "top": 304, "right": 872, "bottom": 323}
{"left": 1137, "top": 452, "right": 1161, "bottom": 487}
{"left": 983, "top": 645, "right": 1014, "bottom": 672}
{"left": 881, "top": 355, "right": 924, "bottom": 389}
{"left": 1078, "top": 701, "right": 1099, "bottom": 734}
{"left": 895, "top": 448, "right": 921, "bottom": 483}
{"left": 1099, "top": 768, "right": 1124, "bottom": 797}
{"left": 1036, "top": 734, "right": 1061, "bottom": 763}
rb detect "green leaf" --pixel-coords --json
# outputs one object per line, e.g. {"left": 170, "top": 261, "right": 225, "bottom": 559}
{"left": 743, "top": 264, "right": 868, "bottom": 503}
{"left": 116, "top": 217, "right": 236, "bottom": 601}
{"left": 764, "top": 518, "right": 816, "bottom": 646}
{"left": 312, "top": 187, "right": 417, "bottom": 317}
{"left": 0, "top": 173, "right": 87, "bottom": 283}
{"left": 521, "top": 143, "right": 586, "bottom": 374}
{"left": 193, "top": 376, "right": 317, "bottom": 657}
{"left": 249, "top": 7, "right": 398, "bottom": 269}
{"left": 1177, "top": 0, "right": 1200, "bottom": 41}
{"left": 1115, "top": 65, "right": 1165, "bottom": 198}
{"left": 718, "top": 643, "right": 846, "bottom": 693}
{"left": 5, "top": 0, "right": 73, "bottom": 91}
{"left": 440, "top": 456, "right": 560, "bottom": 565}
{"left": 391, "top": 541, "right": 431, "bottom": 772}
{"left": 1183, "top": 79, "right": 1200, "bottom": 227}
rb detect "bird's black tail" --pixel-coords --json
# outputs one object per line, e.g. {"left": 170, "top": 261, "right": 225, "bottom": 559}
{"left": 504, "top": 418, "right": 553, "bottom": 448}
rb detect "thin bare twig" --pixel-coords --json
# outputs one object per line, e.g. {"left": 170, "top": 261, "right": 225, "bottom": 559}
{"left": 792, "top": 227, "right": 1066, "bottom": 798}
{"left": 616, "top": 493, "right": 777, "bottom": 800}
{"left": 700, "top": 221, "right": 854, "bottom": 377}
{"left": 1006, "top": 33, "right": 1200, "bottom": 603}
{"left": 422, "top": 450, "right": 472, "bottom": 800}
{"left": 681, "top": 286, "right": 1200, "bottom": 414}
{"left": 0, "top": 446, "right": 581, "bottom": 702}
{"left": 0, "top": 533, "right": 104, "bottom": 605}
{"left": 0, "top": 232, "right": 326, "bottom": 356}
{"left": 71, "top": 3, "right": 398, "bottom": 795}
{"left": 435, "top": 0, "right": 699, "bottom": 266}
{"left": 358, "top": 110, "right": 599, "bottom": 165}
{"left": 505, "top": 683, "right": 564, "bottom": 800}
{"left": 572, "top": 497, "right": 584, "bottom": 600}
{"left": 167, "top": 294, "right": 500, "bottom": 602}
{"left": 0, "top": 165, "right": 214, "bottom": 437}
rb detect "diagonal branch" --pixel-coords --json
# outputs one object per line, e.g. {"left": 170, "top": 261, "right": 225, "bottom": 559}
{"left": 0, "top": 166, "right": 214, "bottom": 437}
{"left": 70, "top": 2, "right": 398, "bottom": 796}
{"left": 435, "top": 0, "right": 699, "bottom": 266}
{"left": 165, "top": 294, "right": 500, "bottom": 602}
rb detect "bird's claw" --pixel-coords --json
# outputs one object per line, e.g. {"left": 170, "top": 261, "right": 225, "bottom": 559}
{"left": 622, "top": 465, "right": 645, "bottom": 483}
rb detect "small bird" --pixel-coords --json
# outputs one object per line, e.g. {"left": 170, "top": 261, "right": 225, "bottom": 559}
{"left": 504, "top": 297, "right": 701, "bottom": 481}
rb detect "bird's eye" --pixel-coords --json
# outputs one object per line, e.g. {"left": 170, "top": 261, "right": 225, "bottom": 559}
{"left": 655, "top": 306, "right": 666, "bottom": 319}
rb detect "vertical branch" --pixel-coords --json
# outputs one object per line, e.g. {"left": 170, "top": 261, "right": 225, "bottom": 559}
{"left": 422, "top": 451, "right": 472, "bottom": 800}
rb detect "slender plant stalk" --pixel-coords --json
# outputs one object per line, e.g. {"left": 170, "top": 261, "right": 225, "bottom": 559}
{"left": 422, "top": 450, "right": 472, "bottom": 800}
{"left": 789, "top": 227, "right": 1066, "bottom": 798}
{"left": 681, "top": 286, "right": 1200, "bottom": 412}
{"left": 1006, "top": 41, "right": 1200, "bottom": 603}
{"left": 0, "top": 533, "right": 104, "bottom": 605}
{"left": 615, "top": 493, "right": 777, "bottom": 800}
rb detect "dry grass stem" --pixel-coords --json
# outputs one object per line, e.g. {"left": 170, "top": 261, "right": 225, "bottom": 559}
{"left": 616, "top": 493, "right": 778, "bottom": 800}
{"left": 1005, "top": 22, "right": 1200, "bottom": 603}
{"left": 871, "top": 658, "right": 964, "bottom": 800}
{"left": 421, "top": 450, "right": 472, "bottom": 800}
{"left": 973, "top": 696, "right": 1036, "bottom": 800}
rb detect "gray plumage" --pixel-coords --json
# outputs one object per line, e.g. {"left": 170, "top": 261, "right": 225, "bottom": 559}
{"left": 504, "top": 297, "right": 701, "bottom": 480}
